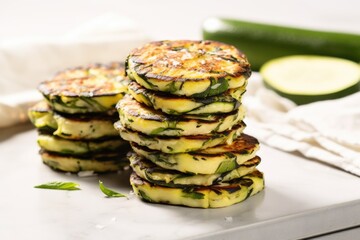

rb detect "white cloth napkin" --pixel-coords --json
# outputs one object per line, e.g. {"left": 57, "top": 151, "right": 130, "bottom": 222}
{"left": 0, "top": 14, "right": 149, "bottom": 127}
{"left": 243, "top": 73, "right": 360, "bottom": 176}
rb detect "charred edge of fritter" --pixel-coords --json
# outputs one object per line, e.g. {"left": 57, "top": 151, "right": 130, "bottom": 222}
{"left": 38, "top": 78, "right": 124, "bottom": 97}
{"left": 53, "top": 110, "right": 119, "bottom": 122}
{"left": 39, "top": 148, "right": 131, "bottom": 161}
{"left": 217, "top": 134, "right": 259, "bottom": 152}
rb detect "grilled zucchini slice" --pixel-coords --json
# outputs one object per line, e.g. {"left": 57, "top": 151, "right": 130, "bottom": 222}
{"left": 40, "top": 150, "right": 129, "bottom": 173}
{"left": 130, "top": 170, "right": 264, "bottom": 208}
{"left": 131, "top": 134, "right": 259, "bottom": 174}
{"left": 28, "top": 101, "right": 57, "bottom": 133}
{"left": 38, "top": 63, "right": 129, "bottom": 114}
{"left": 114, "top": 121, "right": 245, "bottom": 153}
{"left": 128, "top": 80, "right": 246, "bottom": 115}
{"left": 117, "top": 95, "right": 245, "bottom": 136}
{"left": 126, "top": 40, "right": 250, "bottom": 97}
{"left": 129, "top": 152, "right": 260, "bottom": 187}
{"left": 28, "top": 101, "right": 119, "bottom": 140}
{"left": 37, "top": 133, "right": 130, "bottom": 155}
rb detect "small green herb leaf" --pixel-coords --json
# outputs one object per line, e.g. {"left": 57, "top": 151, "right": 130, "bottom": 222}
{"left": 34, "top": 181, "right": 81, "bottom": 190}
{"left": 99, "top": 180, "right": 126, "bottom": 198}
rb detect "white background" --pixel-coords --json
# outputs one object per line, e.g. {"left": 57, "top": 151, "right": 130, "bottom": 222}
{"left": 0, "top": 0, "right": 359, "bottom": 41}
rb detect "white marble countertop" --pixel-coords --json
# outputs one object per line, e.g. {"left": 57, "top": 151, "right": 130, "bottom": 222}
{"left": 0, "top": 124, "right": 359, "bottom": 240}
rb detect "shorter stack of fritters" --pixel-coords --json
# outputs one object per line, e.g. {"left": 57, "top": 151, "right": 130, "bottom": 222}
{"left": 115, "top": 40, "right": 265, "bottom": 208}
{"left": 28, "top": 63, "right": 130, "bottom": 172}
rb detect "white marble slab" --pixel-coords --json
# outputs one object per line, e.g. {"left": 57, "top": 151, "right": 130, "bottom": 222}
{"left": 0, "top": 124, "right": 359, "bottom": 240}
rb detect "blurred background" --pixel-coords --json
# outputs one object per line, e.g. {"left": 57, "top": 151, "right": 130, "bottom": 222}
{"left": 0, "top": 0, "right": 359, "bottom": 41}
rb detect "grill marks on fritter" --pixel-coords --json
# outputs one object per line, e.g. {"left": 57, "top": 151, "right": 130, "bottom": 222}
{"left": 128, "top": 40, "right": 251, "bottom": 81}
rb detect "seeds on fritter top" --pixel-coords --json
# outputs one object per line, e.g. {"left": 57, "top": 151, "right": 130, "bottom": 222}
{"left": 126, "top": 40, "right": 251, "bottom": 97}
{"left": 38, "top": 62, "right": 129, "bottom": 114}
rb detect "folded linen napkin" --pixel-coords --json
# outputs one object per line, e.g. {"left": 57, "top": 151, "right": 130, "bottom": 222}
{"left": 243, "top": 73, "right": 360, "bottom": 176}
{"left": 0, "top": 14, "right": 149, "bottom": 128}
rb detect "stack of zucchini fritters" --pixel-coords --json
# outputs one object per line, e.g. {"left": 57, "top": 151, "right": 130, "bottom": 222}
{"left": 115, "top": 40, "right": 265, "bottom": 208}
{"left": 28, "top": 63, "right": 130, "bottom": 172}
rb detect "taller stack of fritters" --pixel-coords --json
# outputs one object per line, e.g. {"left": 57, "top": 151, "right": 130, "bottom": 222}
{"left": 28, "top": 63, "right": 130, "bottom": 173}
{"left": 115, "top": 40, "right": 265, "bottom": 208}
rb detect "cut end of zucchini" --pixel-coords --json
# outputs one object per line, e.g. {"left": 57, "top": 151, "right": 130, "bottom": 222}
{"left": 260, "top": 55, "right": 360, "bottom": 105}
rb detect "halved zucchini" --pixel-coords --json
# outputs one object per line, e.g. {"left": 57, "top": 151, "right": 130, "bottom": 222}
{"left": 40, "top": 150, "right": 129, "bottom": 173}
{"left": 131, "top": 134, "right": 259, "bottom": 174}
{"left": 129, "top": 152, "right": 260, "bottom": 187}
{"left": 130, "top": 170, "right": 264, "bottom": 208}
{"left": 126, "top": 40, "right": 250, "bottom": 97}
{"left": 114, "top": 121, "right": 246, "bottom": 153}
{"left": 38, "top": 63, "right": 129, "bottom": 114}
{"left": 28, "top": 101, "right": 119, "bottom": 140}
{"left": 117, "top": 95, "right": 245, "bottom": 136}
{"left": 128, "top": 80, "right": 246, "bottom": 115}
{"left": 37, "top": 133, "right": 130, "bottom": 155}
{"left": 260, "top": 55, "right": 360, "bottom": 105}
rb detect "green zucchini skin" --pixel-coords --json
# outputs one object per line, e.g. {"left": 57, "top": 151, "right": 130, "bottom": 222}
{"left": 263, "top": 80, "right": 359, "bottom": 105}
{"left": 130, "top": 170, "right": 264, "bottom": 208}
{"left": 202, "top": 18, "right": 360, "bottom": 70}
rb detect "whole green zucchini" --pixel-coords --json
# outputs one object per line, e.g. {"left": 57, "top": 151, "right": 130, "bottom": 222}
{"left": 202, "top": 18, "right": 360, "bottom": 70}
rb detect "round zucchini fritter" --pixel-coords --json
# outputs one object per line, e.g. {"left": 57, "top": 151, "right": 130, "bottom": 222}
{"left": 40, "top": 150, "right": 129, "bottom": 173}
{"left": 131, "top": 134, "right": 259, "bottom": 174}
{"left": 130, "top": 170, "right": 264, "bottom": 208}
{"left": 126, "top": 40, "right": 251, "bottom": 97}
{"left": 38, "top": 62, "right": 129, "bottom": 114}
{"left": 129, "top": 152, "right": 260, "bottom": 187}
{"left": 37, "top": 134, "right": 130, "bottom": 155}
{"left": 114, "top": 121, "right": 246, "bottom": 153}
{"left": 28, "top": 101, "right": 119, "bottom": 140}
{"left": 128, "top": 80, "right": 246, "bottom": 115}
{"left": 116, "top": 95, "right": 245, "bottom": 136}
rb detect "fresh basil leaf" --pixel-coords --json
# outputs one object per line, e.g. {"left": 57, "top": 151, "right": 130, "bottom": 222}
{"left": 34, "top": 181, "right": 81, "bottom": 190}
{"left": 99, "top": 180, "right": 126, "bottom": 198}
